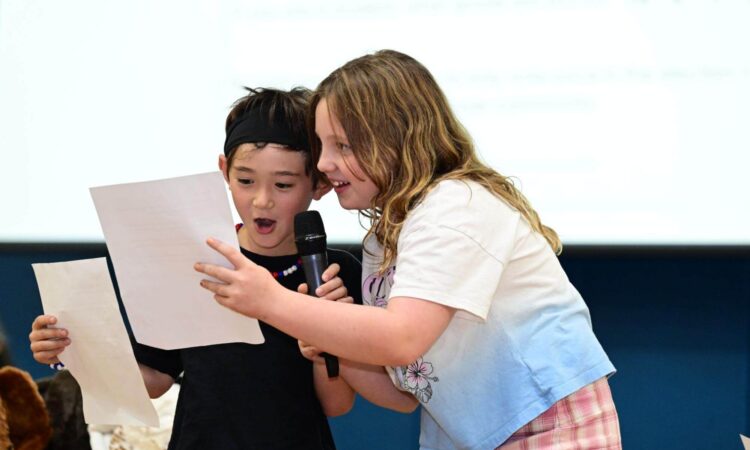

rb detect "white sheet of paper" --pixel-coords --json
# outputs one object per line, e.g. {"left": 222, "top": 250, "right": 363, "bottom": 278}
{"left": 741, "top": 434, "right": 750, "bottom": 450}
{"left": 90, "top": 171, "right": 264, "bottom": 349}
{"left": 32, "top": 257, "right": 159, "bottom": 426}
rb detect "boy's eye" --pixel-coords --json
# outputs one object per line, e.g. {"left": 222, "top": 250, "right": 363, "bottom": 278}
{"left": 275, "top": 183, "right": 293, "bottom": 189}
{"left": 237, "top": 178, "right": 253, "bottom": 185}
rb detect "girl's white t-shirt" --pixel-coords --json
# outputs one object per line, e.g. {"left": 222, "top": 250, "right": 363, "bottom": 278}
{"left": 361, "top": 179, "right": 615, "bottom": 450}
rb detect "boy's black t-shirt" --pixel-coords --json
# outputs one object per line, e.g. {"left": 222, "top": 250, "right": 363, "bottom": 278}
{"left": 133, "top": 247, "right": 362, "bottom": 450}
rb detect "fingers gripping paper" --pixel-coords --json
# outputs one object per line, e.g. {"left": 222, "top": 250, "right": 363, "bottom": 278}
{"left": 32, "top": 258, "right": 159, "bottom": 426}
{"left": 89, "top": 171, "right": 264, "bottom": 349}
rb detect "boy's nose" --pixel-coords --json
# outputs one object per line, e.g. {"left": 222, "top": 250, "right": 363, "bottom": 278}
{"left": 252, "top": 190, "right": 274, "bottom": 209}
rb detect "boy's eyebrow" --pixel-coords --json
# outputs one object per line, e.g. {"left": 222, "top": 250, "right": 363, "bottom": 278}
{"left": 274, "top": 170, "right": 302, "bottom": 177}
{"left": 233, "top": 166, "right": 302, "bottom": 177}
{"left": 232, "top": 166, "right": 255, "bottom": 174}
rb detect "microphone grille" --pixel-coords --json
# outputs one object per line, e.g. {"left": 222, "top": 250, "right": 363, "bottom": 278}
{"left": 294, "top": 210, "right": 325, "bottom": 239}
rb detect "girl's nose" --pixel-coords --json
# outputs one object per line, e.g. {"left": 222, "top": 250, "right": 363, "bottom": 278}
{"left": 317, "top": 146, "right": 335, "bottom": 174}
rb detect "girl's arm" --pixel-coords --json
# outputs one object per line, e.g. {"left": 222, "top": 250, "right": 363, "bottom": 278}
{"left": 196, "top": 238, "right": 455, "bottom": 367}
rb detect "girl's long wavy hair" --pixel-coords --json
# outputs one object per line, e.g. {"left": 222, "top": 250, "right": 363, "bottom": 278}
{"left": 310, "top": 50, "right": 561, "bottom": 270}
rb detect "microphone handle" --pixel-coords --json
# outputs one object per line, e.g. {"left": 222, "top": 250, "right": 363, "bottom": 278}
{"left": 300, "top": 253, "right": 340, "bottom": 378}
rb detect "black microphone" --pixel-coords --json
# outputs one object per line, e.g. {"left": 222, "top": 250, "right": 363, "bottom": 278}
{"left": 294, "top": 210, "right": 339, "bottom": 378}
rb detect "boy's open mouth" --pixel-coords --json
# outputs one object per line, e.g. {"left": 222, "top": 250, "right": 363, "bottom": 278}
{"left": 254, "top": 218, "right": 276, "bottom": 234}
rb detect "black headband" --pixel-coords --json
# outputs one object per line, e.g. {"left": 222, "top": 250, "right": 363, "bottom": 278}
{"left": 223, "top": 103, "right": 309, "bottom": 156}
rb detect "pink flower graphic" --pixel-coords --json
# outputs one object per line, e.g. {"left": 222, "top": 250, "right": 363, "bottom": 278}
{"left": 401, "top": 357, "right": 439, "bottom": 403}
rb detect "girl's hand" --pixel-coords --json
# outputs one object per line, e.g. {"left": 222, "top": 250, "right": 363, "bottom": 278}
{"left": 296, "top": 263, "right": 352, "bottom": 302}
{"left": 194, "top": 237, "right": 280, "bottom": 319}
{"left": 29, "top": 314, "right": 70, "bottom": 365}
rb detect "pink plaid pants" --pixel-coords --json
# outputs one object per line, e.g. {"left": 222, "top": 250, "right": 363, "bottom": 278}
{"left": 497, "top": 377, "right": 621, "bottom": 450}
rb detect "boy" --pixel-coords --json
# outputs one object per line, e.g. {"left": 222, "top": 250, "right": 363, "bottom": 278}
{"left": 30, "top": 87, "right": 361, "bottom": 449}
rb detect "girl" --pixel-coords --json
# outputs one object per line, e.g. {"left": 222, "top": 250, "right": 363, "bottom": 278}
{"left": 196, "top": 52, "right": 621, "bottom": 449}
{"left": 30, "top": 87, "right": 361, "bottom": 450}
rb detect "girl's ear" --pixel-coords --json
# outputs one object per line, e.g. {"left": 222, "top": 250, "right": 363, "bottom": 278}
{"left": 312, "top": 180, "right": 332, "bottom": 201}
{"left": 218, "top": 155, "right": 230, "bottom": 183}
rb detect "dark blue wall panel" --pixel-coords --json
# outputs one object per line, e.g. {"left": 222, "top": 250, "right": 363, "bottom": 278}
{"left": 561, "top": 248, "right": 750, "bottom": 450}
{"left": 1, "top": 244, "right": 748, "bottom": 449}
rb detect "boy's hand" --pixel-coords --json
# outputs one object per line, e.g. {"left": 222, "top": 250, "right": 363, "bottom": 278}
{"left": 297, "top": 263, "right": 352, "bottom": 302}
{"left": 298, "top": 340, "right": 324, "bottom": 362}
{"left": 29, "top": 314, "right": 70, "bottom": 365}
{"left": 296, "top": 264, "right": 353, "bottom": 361}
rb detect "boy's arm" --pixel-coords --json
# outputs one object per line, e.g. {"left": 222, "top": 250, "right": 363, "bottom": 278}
{"left": 138, "top": 363, "right": 174, "bottom": 399}
{"left": 138, "top": 363, "right": 174, "bottom": 398}
{"left": 307, "top": 351, "right": 356, "bottom": 416}
{"left": 298, "top": 259, "right": 358, "bottom": 416}
{"left": 32, "top": 315, "right": 175, "bottom": 399}
{"left": 321, "top": 248, "right": 417, "bottom": 412}
{"left": 29, "top": 314, "right": 69, "bottom": 365}
{"left": 301, "top": 342, "right": 418, "bottom": 414}
{"left": 339, "top": 360, "right": 419, "bottom": 413}
{"left": 130, "top": 335, "right": 181, "bottom": 399}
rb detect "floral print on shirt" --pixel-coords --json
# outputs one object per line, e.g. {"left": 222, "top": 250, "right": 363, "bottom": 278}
{"left": 363, "top": 266, "right": 440, "bottom": 403}
{"left": 399, "top": 357, "right": 440, "bottom": 403}
{"left": 362, "top": 266, "right": 396, "bottom": 308}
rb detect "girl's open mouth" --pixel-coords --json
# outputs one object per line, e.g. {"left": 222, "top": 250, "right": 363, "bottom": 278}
{"left": 332, "top": 180, "right": 351, "bottom": 193}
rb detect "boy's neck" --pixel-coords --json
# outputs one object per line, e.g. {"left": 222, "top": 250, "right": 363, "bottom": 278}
{"left": 236, "top": 224, "right": 299, "bottom": 258}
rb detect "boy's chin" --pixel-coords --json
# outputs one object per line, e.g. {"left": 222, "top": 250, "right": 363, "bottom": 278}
{"left": 251, "top": 238, "right": 298, "bottom": 256}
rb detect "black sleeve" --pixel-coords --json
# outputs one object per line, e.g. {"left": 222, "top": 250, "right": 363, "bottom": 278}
{"left": 327, "top": 248, "right": 363, "bottom": 305}
{"left": 128, "top": 332, "right": 183, "bottom": 379}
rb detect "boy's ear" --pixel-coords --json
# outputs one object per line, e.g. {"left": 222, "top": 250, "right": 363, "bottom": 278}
{"left": 312, "top": 180, "right": 332, "bottom": 201}
{"left": 218, "top": 155, "right": 230, "bottom": 183}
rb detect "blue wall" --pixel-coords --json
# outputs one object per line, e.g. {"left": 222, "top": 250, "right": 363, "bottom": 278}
{"left": 1, "top": 244, "right": 748, "bottom": 449}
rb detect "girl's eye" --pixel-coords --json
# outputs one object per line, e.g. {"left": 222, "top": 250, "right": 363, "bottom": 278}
{"left": 336, "top": 142, "right": 352, "bottom": 152}
{"left": 238, "top": 178, "right": 253, "bottom": 185}
{"left": 275, "top": 183, "right": 293, "bottom": 189}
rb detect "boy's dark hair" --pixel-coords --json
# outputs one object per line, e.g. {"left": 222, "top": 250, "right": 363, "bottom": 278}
{"left": 224, "top": 87, "right": 321, "bottom": 186}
